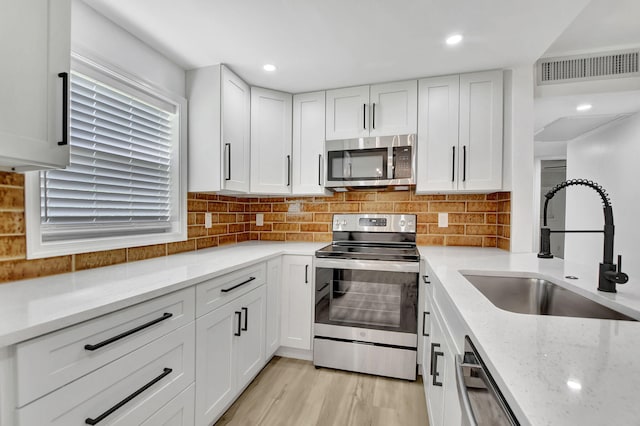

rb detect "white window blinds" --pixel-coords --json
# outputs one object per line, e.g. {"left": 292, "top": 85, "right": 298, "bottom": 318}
{"left": 40, "top": 72, "right": 177, "bottom": 241}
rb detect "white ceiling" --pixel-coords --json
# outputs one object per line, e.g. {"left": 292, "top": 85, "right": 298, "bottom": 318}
{"left": 544, "top": 0, "right": 640, "bottom": 57}
{"left": 82, "top": 0, "right": 589, "bottom": 93}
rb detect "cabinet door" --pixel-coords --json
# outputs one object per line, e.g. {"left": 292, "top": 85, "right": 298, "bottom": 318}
{"left": 195, "top": 301, "right": 237, "bottom": 426}
{"left": 186, "top": 65, "right": 222, "bottom": 192}
{"left": 292, "top": 91, "right": 329, "bottom": 195}
{"left": 0, "top": 0, "right": 70, "bottom": 171}
{"left": 416, "top": 75, "right": 459, "bottom": 193}
{"left": 221, "top": 66, "right": 250, "bottom": 192}
{"left": 369, "top": 80, "right": 417, "bottom": 137}
{"left": 250, "top": 87, "right": 292, "bottom": 194}
{"left": 325, "top": 86, "right": 369, "bottom": 140}
{"left": 236, "top": 286, "right": 266, "bottom": 391}
{"left": 458, "top": 70, "right": 503, "bottom": 191}
{"left": 280, "top": 255, "right": 313, "bottom": 350}
{"left": 427, "top": 307, "right": 446, "bottom": 426}
{"left": 442, "top": 335, "right": 462, "bottom": 426}
{"left": 265, "top": 258, "right": 281, "bottom": 359}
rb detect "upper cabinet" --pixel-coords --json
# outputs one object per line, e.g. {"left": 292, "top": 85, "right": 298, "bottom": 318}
{"left": 187, "top": 65, "right": 250, "bottom": 193}
{"left": 417, "top": 70, "right": 503, "bottom": 193}
{"left": 292, "top": 92, "right": 330, "bottom": 196}
{"left": 325, "top": 80, "right": 417, "bottom": 140}
{"left": 0, "top": 0, "right": 71, "bottom": 171}
{"left": 250, "top": 87, "right": 292, "bottom": 194}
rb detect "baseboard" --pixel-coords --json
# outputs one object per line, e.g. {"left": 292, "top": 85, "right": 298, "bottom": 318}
{"left": 275, "top": 346, "right": 313, "bottom": 361}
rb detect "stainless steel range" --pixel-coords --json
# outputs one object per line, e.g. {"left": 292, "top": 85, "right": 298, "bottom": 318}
{"left": 313, "top": 213, "right": 419, "bottom": 380}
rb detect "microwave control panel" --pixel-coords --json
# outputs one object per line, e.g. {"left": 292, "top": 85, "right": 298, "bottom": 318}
{"left": 393, "top": 147, "right": 412, "bottom": 179}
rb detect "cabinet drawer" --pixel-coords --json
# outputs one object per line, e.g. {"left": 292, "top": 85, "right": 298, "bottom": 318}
{"left": 196, "top": 262, "right": 266, "bottom": 316}
{"left": 141, "top": 383, "right": 194, "bottom": 426}
{"left": 16, "top": 287, "right": 195, "bottom": 407}
{"left": 17, "top": 322, "right": 195, "bottom": 426}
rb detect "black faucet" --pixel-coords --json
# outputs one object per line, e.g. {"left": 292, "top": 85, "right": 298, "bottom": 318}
{"left": 538, "top": 178, "right": 629, "bottom": 293}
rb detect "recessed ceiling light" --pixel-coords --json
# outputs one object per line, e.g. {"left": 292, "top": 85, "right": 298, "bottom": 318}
{"left": 445, "top": 34, "right": 463, "bottom": 46}
{"left": 576, "top": 103, "right": 592, "bottom": 112}
{"left": 566, "top": 379, "right": 582, "bottom": 391}
{"left": 263, "top": 64, "right": 277, "bottom": 72}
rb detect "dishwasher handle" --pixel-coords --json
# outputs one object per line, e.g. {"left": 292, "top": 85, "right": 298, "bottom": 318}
{"left": 456, "top": 354, "right": 479, "bottom": 426}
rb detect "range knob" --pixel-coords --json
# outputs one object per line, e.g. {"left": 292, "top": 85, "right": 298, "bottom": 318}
{"left": 342, "top": 220, "right": 347, "bottom": 225}
{"left": 400, "top": 220, "right": 406, "bottom": 227}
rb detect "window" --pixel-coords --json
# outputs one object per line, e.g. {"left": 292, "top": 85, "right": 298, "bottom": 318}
{"left": 25, "top": 56, "right": 187, "bottom": 258}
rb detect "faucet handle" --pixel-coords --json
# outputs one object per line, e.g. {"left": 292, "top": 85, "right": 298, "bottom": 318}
{"left": 615, "top": 255, "right": 629, "bottom": 284}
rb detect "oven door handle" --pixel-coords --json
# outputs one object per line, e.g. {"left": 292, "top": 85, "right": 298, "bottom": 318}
{"left": 456, "top": 354, "right": 479, "bottom": 426}
{"left": 314, "top": 258, "right": 419, "bottom": 273}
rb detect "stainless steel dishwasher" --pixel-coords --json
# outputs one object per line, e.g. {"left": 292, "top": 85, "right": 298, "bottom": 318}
{"left": 456, "top": 336, "right": 519, "bottom": 426}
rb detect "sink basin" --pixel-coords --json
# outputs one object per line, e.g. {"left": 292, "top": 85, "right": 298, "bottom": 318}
{"left": 463, "top": 274, "right": 636, "bottom": 321}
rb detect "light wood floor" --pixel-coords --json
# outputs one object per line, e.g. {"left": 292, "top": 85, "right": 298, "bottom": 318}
{"left": 216, "top": 357, "right": 429, "bottom": 426}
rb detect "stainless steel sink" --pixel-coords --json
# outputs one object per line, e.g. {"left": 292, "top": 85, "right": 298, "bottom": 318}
{"left": 463, "top": 274, "right": 636, "bottom": 321}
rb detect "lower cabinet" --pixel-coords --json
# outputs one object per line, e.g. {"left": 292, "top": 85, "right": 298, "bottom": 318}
{"left": 265, "top": 258, "right": 281, "bottom": 359}
{"left": 141, "top": 384, "right": 195, "bottom": 426}
{"left": 280, "top": 255, "right": 313, "bottom": 350}
{"left": 424, "top": 282, "right": 462, "bottom": 426}
{"left": 195, "top": 285, "right": 266, "bottom": 426}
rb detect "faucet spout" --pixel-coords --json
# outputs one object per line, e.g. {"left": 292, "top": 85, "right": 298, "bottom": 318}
{"left": 537, "top": 179, "right": 628, "bottom": 293}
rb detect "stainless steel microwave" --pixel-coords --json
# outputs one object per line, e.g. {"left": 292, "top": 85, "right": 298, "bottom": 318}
{"left": 324, "top": 134, "right": 416, "bottom": 189}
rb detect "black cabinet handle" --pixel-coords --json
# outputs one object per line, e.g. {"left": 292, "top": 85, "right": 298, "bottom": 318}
{"left": 462, "top": 145, "right": 467, "bottom": 182}
{"left": 316, "top": 282, "right": 330, "bottom": 292}
{"left": 451, "top": 146, "right": 456, "bottom": 182}
{"left": 234, "top": 311, "right": 242, "bottom": 336}
{"left": 318, "top": 154, "right": 322, "bottom": 186}
{"left": 241, "top": 307, "right": 248, "bottom": 331}
{"left": 305, "top": 265, "right": 309, "bottom": 283}
{"left": 225, "top": 143, "right": 231, "bottom": 181}
{"left": 85, "top": 367, "right": 172, "bottom": 425}
{"left": 363, "top": 103, "right": 366, "bottom": 129}
{"left": 287, "top": 155, "right": 291, "bottom": 186}
{"left": 430, "top": 343, "right": 440, "bottom": 375}
{"left": 433, "top": 351, "right": 444, "bottom": 386}
{"left": 422, "top": 312, "right": 430, "bottom": 336}
{"left": 422, "top": 275, "right": 430, "bottom": 284}
{"left": 84, "top": 313, "right": 173, "bottom": 351}
{"left": 372, "top": 102, "right": 376, "bottom": 129}
{"left": 57, "top": 72, "right": 69, "bottom": 146}
{"left": 221, "top": 276, "right": 256, "bottom": 293}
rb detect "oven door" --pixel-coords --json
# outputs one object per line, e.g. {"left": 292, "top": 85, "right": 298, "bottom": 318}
{"left": 314, "top": 258, "right": 418, "bottom": 339}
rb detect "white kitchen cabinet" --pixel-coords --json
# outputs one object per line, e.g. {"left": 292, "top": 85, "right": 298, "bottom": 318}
{"left": 195, "top": 285, "right": 266, "bottom": 426}
{"left": 325, "top": 85, "right": 369, "bottom": 140}
{"left": 265, "top": 258, "right": 281, "bottom": 359}
{"left": 417, "top": 70, "right": 503, "bottom": 193}
{"left": 292, "top": 91, "right": 331, "bottom": 195}
{"left": 186, "top": 64, "right": 250, "bottom": 193}
{"left": 250, "top": 87, "right": 292, "bottom": 194}
{"left": 0, "top": 0, "right": 71, "bottom": 171}
{"left": 369, "top": 80, "right": 417, "bottom": 137}
{"left": 325, "top": 81, "right": 417, "bottom": 140}
{"left": 280, "top": 255, "right": 313, "bottom": 350}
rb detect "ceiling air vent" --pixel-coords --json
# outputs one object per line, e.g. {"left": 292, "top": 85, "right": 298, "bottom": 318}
{"left": 537, "top": 49, "right": 640, "bottom": 85}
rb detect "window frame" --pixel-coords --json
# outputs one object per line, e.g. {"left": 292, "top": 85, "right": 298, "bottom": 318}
{"left": 25, "top": 53, "right": 187, "bottom": 259}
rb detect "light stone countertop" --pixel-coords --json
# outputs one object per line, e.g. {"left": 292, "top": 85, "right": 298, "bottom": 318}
{"left": 419, "top": 246, "right": 640, "bottom": 426}
{"left": 1, "top": 242, "right": 639, "bottom": 425}
{"left": 0, "top": 241, "right": 325, "bottom": 347}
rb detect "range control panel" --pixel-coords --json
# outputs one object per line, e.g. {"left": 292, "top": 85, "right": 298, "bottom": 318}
{"left": 332, "top": 214, "right": 416, "bottom": 233}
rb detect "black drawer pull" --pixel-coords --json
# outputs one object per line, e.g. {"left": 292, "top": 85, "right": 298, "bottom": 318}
{"left": 57, "top": 72, "right": 69, "bottom": 146}
{"left": 235, "top": 311, "right": 242, "bottom": 336}
{"left": 316, "top": 282, "right": 330, "bottom": 292}
{"left": 242, "top": 307, "right": 248, "bottom": 331}
{"left": 422, "top": 275, "right": 430, "bottom": 284}
{"left": 305, "top": 265, "right": 309, "bottom": 283}
{"left": 433, "top": 351, "right": 444, "bottom": 386}
{"left": 85, "top": 367, "right": 172, "bottom": 425}
{"left": 422, "top": 312, "right": 430, "bottom": 336}
{"left": 84, "top": 313, "right": 173, "bottom": 351}
{"left": 221, "top": 276, "right": 256, "bottom": 293}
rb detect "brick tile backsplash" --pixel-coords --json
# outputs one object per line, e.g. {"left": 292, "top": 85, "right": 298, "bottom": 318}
{"left": 0, "top": 169, "right": 510, "bottom": 283}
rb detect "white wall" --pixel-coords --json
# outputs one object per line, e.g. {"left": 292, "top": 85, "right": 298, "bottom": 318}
{"left": 565, "top": 112, "right": 640, "bottom": 280}
{"left": 71, "top": 0, "right": 185, "bottom": 97}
